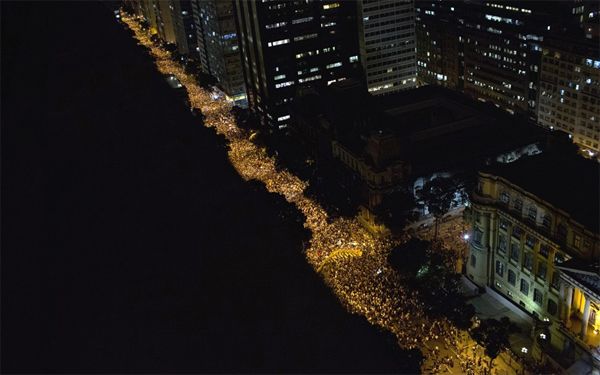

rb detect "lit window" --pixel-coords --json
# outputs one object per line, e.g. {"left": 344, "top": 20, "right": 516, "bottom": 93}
{"left": 274, "top": 74, "right": 286, "bottom": 81}
{"left": 268, "top": 38, "right": 290, "bottom": 47}
{"left": 298, "top": 75, "right": 321, "bottom": 83}
{"left": 265, "top": 21, "right": 287, "bottom": 29}
{"left": 275, "top": 80, "right": 295, "bottom": 88}
{"left": 349, "top": 55, "right": 358, "bottom": 63}
{"left": 292, "top": 16, "right": 313, "bottom": 24}
{"left": 326, "top": 62, "right": 342, "bottom": 69}
{"left": 323, "top": 3, "right": 340, "bottom": 10}
{"left": 277, "top": 115, "right": 290, "bottom": 122}
{"left": 293, "top": 33, "right": 318, "bottom": 42}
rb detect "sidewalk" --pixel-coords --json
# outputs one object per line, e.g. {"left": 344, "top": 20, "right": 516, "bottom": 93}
{"left": 468, "top": 291, "right": 535, "bottom": 374}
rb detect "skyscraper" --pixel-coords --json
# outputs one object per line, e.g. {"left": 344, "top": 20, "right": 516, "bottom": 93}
{"left": 170, "top": 0, "right": 198, "bottom": 57}
{"left": 130, "top": 0, "right": 197, "bottom": 57}
{"left": 416, "top": 1, "right": 581, "bottom": 122}
{"left": 192, "top": 0, "right": 246, "bottom": 105}
{"left": 415, "top": 1, "right": 463, "bottom": 90}
{"left": 233, "top": 0, "right": 361, "bottom": 128}
{"left": 537, "top": 35, "right": 600, "bottom": 155}
{"left": 358, "top": 0, "right": 417, "bottom": 94}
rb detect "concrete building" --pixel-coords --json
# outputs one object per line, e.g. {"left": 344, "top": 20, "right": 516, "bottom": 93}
{"left": 130, "top": 0, "right": 196, "bottom": 56}
{"left": 466, "top": 150, "right": 600, "bottom": 371}
{"left": 415, "top": 0, "right": 463, "bottom": 90}
{"left": 233, "top": 0, "right": 361, "bottom": 128}
{"left": 358, "top": 0, "right": 417, "bottom": 94}
{"left": 294, "top": 84, "right": 548, "bottom": 236}
{"left": 537, "top": 36, "right": 600, "bottom": 156}
{"left": 415, "top": 1, "right": 587, "bottom": 124}
{"left": 170, "top": 0, "right": 197, "bottom": 57}
{"left": 192, "top": 0, "right": 246, "bottom": 105}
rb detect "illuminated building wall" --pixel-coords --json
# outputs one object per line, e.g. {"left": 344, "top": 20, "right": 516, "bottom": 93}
{"left": 169, "top": 0, "right": 197, "bottom": 56}
{"left": 192, "top": 0, "right": 246, "bottom": 104}
{"left": 358, "top": 0, "right": 417, "bottom": 94}
{"left": 537, "top": 37, "right": 600, "bottom": 154}
{"left": 233, "top": 0, "right": 361, "bottom": 128}
{"left": 131, "top": 0, "right": 195, "bottom": 55}
{"left": 415, "top": 1, "right": 462, "bottom": 90}
{"left": 416, "top": 1, "right": 582, "bottom": 123}
{"left": 466, "top": 155, "right": 600, "bottom": 364}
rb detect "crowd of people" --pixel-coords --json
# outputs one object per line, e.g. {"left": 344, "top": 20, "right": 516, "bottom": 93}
{"left": 122, "top": 13, "right": 525, "bottom": 374}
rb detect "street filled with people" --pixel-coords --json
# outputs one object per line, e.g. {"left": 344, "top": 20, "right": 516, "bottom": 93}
{"left": 122, "top": 13, "right": 525, "bottom": 374}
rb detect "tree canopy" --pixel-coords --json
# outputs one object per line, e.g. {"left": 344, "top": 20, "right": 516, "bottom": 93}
{"left": 471, "top": 317, "right": 520, "bottom": 366}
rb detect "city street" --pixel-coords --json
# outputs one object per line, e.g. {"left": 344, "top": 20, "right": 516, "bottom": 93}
{"left": 121, "top": 13, "right": 528, "bottom": 374}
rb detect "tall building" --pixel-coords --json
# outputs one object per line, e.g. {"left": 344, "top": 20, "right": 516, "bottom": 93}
{"left": 415, "top": 1, "right": 462, "bottom": 90}
{"left": 358, "top": 0, "right": 417, "bottom": 94}
{"left": 460, "top": 1, "right": 561, "bottom": 120}
{"left": 537, "top": 36, "right": 600, "bottom": 156}
{"left": 170, "top": 0, "right": 198, "bottom": 57}
{"left": 233, "top": 0, "right": 361, "bottom": 128}
{"left": 466, "top": 150, "right": 600, "bottom": 370}
{"left": 191, "top": 0, "right": 246, "bottom": 105}
{"left": 416, "top": 1, "right": 583, "bottom": 122}
{"left": 131, "top": 0, "right": 196, "bottom": 56}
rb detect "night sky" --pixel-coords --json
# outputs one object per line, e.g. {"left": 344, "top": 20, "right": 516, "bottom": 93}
{"left": 2, "top": 2, "right": 420, "bottom": 372}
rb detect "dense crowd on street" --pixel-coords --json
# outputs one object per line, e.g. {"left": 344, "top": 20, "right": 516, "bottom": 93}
{"left": 122, "top": 13, "right": 527, "bottom": 374}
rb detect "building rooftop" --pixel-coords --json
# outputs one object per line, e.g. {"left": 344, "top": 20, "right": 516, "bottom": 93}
{"left": 558, "top": 258, "right": 600, "bottom": 299}
{"left": 483, "top": 150, "right": 600, "bottom": 231}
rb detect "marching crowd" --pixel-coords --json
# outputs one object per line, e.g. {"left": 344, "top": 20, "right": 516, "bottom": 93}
{"left": 122, "top": 13, "right": 520, "bottom": 374}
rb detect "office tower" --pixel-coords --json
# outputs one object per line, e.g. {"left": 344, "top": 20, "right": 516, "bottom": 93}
{"left": 460, "top": 1, "right": 553, "bottom": 119}
{"left": 537, "top": 36, "right": 600, "bottom": 155}
{"left": 155, "top": 0, "right": 177, "bottom": 44}
{"left": 416, "top": 1, "right": 580, "bottom": 122}
{"left": 170, "top": 0, "right": 198, "bottom": 57}
{"left": 234, "top": 0, "right": 361, "bottom": 128}
{"left": 131, "top": 0, "right": 194, "bottom": 55}
{"left": 358, "top": 0, "right": 417, "bottom": 94}
{"left": 192, "top": 0, "right": 246, "bottom": 105}
{"left": 415, "top": 1, "right": 462, "bottom": 89}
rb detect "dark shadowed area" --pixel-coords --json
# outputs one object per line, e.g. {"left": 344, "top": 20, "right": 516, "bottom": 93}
{"left": 1, "top": 1, "right": 422, "bottom": 373}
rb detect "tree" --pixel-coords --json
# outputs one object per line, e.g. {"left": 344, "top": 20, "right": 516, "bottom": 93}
{"left": 375, "top": 188, "right": 417, "bottom": 233}
{"left": 417, "top": 176, "right": 464, "bottom": 240}
{"left": 471, "top": 317, "right": 520, "bottom": 370}
{"left": 388, "top": 238, "right": 429, "bottom": 277}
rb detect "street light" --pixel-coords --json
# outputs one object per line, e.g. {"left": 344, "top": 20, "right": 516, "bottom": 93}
{"left": 521, "top": 347, "right": 528, "bottom": 354}
{"left": 463, "top": 233, "right": 470, "bottom": 240}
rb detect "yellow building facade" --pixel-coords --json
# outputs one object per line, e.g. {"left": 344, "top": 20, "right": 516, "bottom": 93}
{"left": 466, "top": 168, "right": 600, "bottom": 369}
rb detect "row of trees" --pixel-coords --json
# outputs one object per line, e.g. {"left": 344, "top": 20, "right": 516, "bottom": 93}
{"left": 388, "top": 238, "right": 476, "bottom": 329}
{"left": 388, "top": 238, "right": 521, "bottom": 371}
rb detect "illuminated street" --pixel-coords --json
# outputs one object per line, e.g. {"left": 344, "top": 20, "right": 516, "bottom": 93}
{"left": 121, "top": 13, "right": 525, "bottom": 374}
